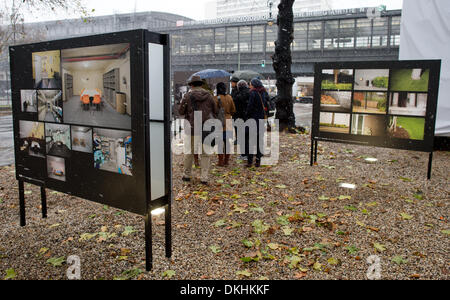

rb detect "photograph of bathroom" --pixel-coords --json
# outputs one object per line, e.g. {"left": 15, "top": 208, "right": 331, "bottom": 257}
{"left": 19, "top": 121, "right": 45, "bottom": 158}
{"left": 61, "top": 43, "right": 131, "bottom": 129}
{"left": 71, "top": 126, "right": 93, "bottom": 153}
{"left": 319, "top": 112, "right": 351, "bottom": 134}
{"left": 93, "top": 128, "right": 132, "bottom": 176}
{"left": 389, "top": 92, "right": 427, "bottom": 117}
{"left": 45, "top": 123, "right": 71, "bottom": 158}
{"left": 47, "top": 156, "right": 66, "bottom": 182}
{"left": 21, "top": 90, "right": 38, "bottom": 113}
{"left": 38, "top": 90, "right": 63, "bottom": 123}
{"left": 351, "top": 114, "right": 386, "bottom": 137}
{"left": 32, "top": 50, "right": 62, "bottom": 89}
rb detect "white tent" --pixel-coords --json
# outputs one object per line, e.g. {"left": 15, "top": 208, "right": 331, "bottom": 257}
{"left": 399, "top": 0, "right": 450, "bottom": 137}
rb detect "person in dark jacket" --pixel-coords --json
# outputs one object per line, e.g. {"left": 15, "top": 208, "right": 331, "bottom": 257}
{"left": 234, "top": 80, "right": 250, "bottom": 159}
{"left": 179, "top": 75, "right": 218, "bottom": 184}
{"left": 245, "top": 78, "right": 268, "bottom": 167}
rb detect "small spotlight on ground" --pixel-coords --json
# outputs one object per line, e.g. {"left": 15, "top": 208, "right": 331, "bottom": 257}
{"left": 339, "top": 183, "right": 356, "bottom": 189}
{"left": 365, "top": 157, "right": 378, "bottom": 163}
{"left": 151, "top": 208, "right": 165, "bottom": 216}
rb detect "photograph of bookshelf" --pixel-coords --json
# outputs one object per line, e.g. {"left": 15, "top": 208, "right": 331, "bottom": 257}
{"left": 103, "top": 68, "right": 120, "bottom": 109}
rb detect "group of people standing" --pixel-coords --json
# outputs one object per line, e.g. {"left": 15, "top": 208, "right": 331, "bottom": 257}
{"left": 179, "top": 75, "right": 269, "bottom": 185}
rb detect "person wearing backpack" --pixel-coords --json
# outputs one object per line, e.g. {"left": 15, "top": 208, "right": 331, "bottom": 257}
{"left": 214, "top": 82, "right": 236, "bottom": 167}
{"left": 179, "top": 76, "right": 218, "bottom": 185}
{"left": 245, "top": 78, "right": 268, "bottom": 168}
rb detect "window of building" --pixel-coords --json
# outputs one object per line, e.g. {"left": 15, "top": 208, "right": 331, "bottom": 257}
{"left": 226, "top": 27, "right": 239, "bottom": 53}
{"left": 324, "top": 20, "right": 339, "bottom": 50}
{"left": 390, "top": 16, "right": 401, "bottom": 47}
{"left": 252, "top": 25, "right": 264, "bottom": 53}
{"left": 239, "top": 26, "right": 251, "bottom": 53}
{"left": 215, "top": 28, "right": 226, "bottom": 54}
{"left": 356, "top": 18, "right": 372, "bottom": 48}
{"left": 266, "top": 25, "right": 277, "bottom": 53}
{"left": 293, "top": 22, "right": 307, "bottom": 51}
{"left": 372, "top": 18, "right": 388, "bottom": 47}
{"left": 339, "top": 19, "right": 355, "bottom": 48}
{"left": 308, "top": 21, "right": 322, "bottom": 50}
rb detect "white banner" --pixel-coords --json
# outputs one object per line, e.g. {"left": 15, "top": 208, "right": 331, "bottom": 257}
{"left": 399, "top": 0, "right": 450, "bottom": 136}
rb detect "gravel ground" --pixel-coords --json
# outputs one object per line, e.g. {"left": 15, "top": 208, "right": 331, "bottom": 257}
{"left": 0, "top": 132, "right": 448, "bottom": 280}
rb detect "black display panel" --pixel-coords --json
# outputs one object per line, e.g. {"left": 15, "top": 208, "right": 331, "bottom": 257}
{"left": 10, "top": 30, "right": 171, "bottom": 216}
{"left": 312, "top": 60, "right": 441, "bottom": 153}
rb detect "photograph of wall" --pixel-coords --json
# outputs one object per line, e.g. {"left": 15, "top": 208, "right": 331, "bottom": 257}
{"left": 32, "top": 50, "right": 61, "bottom": 89}
{"left": 319, "top": 112, "right": 350, "bottom": 134}
{"left": 19, "top": 121, "right": 45, "bottom": 158}
{"left": 353, "top": 92, "right": 387, "bottom": 114}
{"left": 47, "top": 156, "right": 66, "bottom": 181}
{"left": 61, "top": 43, "right": 131, "bottom": 129}
{"left": 351, "top": 114, "right": 386, "bottom": 136}
{"left": 321, "top": 69, "right": 353, "bottom": 90}
{"left": 321, "top": 91, "right": 352, "bottom": 113}
{"left": 45, "top": 123, "right": 71, "bottom": 158}
{"left": 93, "top": 128, "right": 132, "bottom": 176}
{"left": 21, "top": 90, "right": 38, "bottom": 113}
{"left": 38, "top": 90, "right": 63, "bottom": 123}
{"left": 389, "top": 92, "right": 427, "bottom": 117}
{"left": 390, "top": 69, "right": 430, "bottom": 92}
{"left": 354, "top": 69, "right": 389, "bottom": 91}
{"left": 71, "top": 126, "right": 93, "bottom": 153}
{"left": 388, "top": 116, "right": 425, "bottom": 140}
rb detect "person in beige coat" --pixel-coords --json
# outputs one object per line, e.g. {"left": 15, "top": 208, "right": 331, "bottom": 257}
{"left": 214, "top": 82, "right": 236, "bottom": 166}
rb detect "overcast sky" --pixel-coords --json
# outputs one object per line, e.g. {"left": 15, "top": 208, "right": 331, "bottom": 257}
{"left": 19, "top": 0, "right": 403, "bottom": 23}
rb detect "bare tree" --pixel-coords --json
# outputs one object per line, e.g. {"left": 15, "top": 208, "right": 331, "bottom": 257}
{"left": 0, "top": 0, "right": 89, "bottom": 54}
{"left": 272, "top": 0, "right": 296, "bottom": 132}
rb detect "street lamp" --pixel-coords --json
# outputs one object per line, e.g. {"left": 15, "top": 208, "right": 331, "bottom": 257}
{"left": 267, "top": 1, "right": 274, "bottom": 26}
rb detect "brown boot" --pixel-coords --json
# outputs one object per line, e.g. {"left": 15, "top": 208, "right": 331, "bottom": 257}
{"left": 224, "top": 154, "right": 231, "bottom": 166}
{"left": 217, "top": 154, "right": 225, "bottom": 167}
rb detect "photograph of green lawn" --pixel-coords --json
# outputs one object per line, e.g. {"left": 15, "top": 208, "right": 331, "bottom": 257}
{"left": 390, "top": 69, "right": 430, "bottom": 92}
{"left": 388, "top": 116, "right": 425, "bottom": 140}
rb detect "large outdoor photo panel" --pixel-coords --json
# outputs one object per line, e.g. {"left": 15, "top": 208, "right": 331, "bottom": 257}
{"left": 10, "top": 30, "right": 170, "bottom": 216}
{"left": 61, "top": 43, "right": 131, "bottom": 129}
{"left": 313, "top": 60, "right": 441, "bottom": 152}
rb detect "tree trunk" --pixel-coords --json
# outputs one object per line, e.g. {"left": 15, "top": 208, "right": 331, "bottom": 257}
{"left": 272, "top": 0, "right": 296, "bottom": 132}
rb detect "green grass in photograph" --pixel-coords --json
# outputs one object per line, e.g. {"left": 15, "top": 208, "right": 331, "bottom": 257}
{"left": 396, "top": 117, "right": 425, "bottom": 140}
{"left": 390, "top": 69, "right": 430, "bottom": 92}
{"left": 321, "top": 80, "right": 353, "bottom": 91}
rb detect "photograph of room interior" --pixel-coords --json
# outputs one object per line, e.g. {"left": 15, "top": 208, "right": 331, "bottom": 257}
{"left": 93, "top": 128, "right": 132, "bottom": 176}
{"left": 19, "top": 121, "right": 45, "bottom": 158}
{"left": 21, "top": 90, "right": 38, "bottom": 113}
{"left": 71, "top": 126, "right": 93, "bottom": 153}
{"left": 47, "top": 156, "right": 66, "bottom": 182}
{"left": 38, "top": 90, "right": 63, "bottom": 123}
{"left": 61, "top": 43, "right": 131, "bottom": 129}
{"left": 32, "top": 50, "right": 62, "bottom": 89}
{"left": 45, "top": 123, "right": 71, "bottom": 158}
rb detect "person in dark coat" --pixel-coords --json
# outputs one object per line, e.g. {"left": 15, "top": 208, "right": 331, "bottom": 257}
{"left": 245, "top": 78, "right": 268, "bottom": 167}
{"left": 234, "top": 80, "right": 250, "bottom": 159}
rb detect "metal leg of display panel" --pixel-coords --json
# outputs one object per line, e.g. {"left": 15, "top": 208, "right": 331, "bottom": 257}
{"left": 427, "top": 152, "right": 433, "bottom": 180}
{"left": 310, "top": 138, "right": 315, "bottom": 166}
{"left": 41, "top": 186, "right": 47, "bottom": 219}
{"left": 19, "top": 180, "right": 25, "bottom": 227}
{"left": 165, "top": 203, "right": 172, "bottom": 258}
{"left": 145, "top": 209, "right": 153, "bottom": 271}
{"left": 314, "top": 140, "right": 318, "bottom": 164}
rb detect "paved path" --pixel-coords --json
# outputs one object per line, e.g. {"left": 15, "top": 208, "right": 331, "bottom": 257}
{"left": 0, "top": 114, "right": 13, "bottom": 167}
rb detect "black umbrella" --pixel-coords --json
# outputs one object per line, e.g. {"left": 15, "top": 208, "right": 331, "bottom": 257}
{"left": 231, "top": 70, "right": 263, "bottom": 82}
